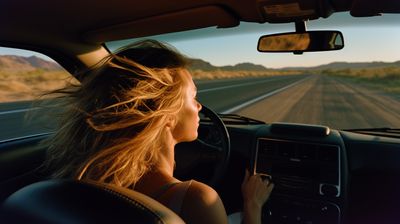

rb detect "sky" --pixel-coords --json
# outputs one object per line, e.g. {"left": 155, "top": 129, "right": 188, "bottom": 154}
{"left": 1, "top": 13, "right": 400, "bottom": 69}
{"left": 166, "top": 27, "right": 400, "bottom": 68}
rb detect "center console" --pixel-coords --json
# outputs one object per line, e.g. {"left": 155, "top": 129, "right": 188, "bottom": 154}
{"left": 254, "top": 138, "right": 342, "bottom": 224}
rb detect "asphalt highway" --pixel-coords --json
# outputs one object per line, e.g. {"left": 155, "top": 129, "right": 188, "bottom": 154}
{"left": 1, "top": 74, "right": 400, "bottom": 141}
{"left": 238, "top": 75, "right": 400, "bottom": 130}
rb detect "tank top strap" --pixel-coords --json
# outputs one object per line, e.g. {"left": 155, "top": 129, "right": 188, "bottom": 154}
{"left": 153, "top": 181, "right": 180, "bottom": 199}
{"left": 167, "top": 180, "right": 193, "bottom": 215}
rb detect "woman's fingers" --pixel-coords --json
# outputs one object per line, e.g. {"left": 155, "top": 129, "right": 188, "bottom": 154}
{"left": 259, "top": 174, "right": 272, "bottom": 182}
{"left": 242, "top": 172, "right": 274, "bottom": 207}
{"left": 256, "top": 173, "right": 274, "bottom": 198}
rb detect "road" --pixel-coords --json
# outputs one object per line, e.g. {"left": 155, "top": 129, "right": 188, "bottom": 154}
{"left": 1, "top": 74, "right": 400, "bottom": 141}
{"left": 237, "top": 75, "right": 400, "bottom": 129}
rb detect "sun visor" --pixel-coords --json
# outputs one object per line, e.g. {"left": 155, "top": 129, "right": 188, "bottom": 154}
{"left": 83, "top": 6, "right": 239, "bottom": 44}
{"left": 351, "top": 0, "right": 400, "bottom": 17}
{"left": 258, "top": 0, "right": 334, "bottom": 23}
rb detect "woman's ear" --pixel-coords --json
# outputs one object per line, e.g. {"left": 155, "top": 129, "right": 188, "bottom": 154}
{"left": 165, "top": 115, "right": 176, "bottom": 129}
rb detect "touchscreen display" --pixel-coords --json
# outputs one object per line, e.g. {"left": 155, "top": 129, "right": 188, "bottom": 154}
{"left": 254, "top": 138, "right": 339, "bottom": 184}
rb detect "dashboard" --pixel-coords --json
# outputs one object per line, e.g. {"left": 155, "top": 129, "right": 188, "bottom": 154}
{"left": 2, "top": 119, "right": 400, "bottom": 224}
{"left": 222, "top": 122, "right": 400, "bottom": 224}
{"left": 251, "top": 123, "right": 344, "bottom": 224}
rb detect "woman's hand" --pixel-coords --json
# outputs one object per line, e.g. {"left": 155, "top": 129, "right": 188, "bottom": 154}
{"left": 241, "top": 170, "right": 274, "bottom": 224}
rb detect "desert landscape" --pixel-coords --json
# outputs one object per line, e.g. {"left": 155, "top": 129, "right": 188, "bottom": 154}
{"left": 0, "top": 55, "right": 399, "bottom": 103}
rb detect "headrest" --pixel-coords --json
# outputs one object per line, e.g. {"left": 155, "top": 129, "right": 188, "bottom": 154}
{"left": 0, "top": 179, "right": 185, "bottom": 224}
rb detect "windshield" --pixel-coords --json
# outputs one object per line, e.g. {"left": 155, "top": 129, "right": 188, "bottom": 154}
{"left": 108, "top": 13, "right": 400, "bottom": 130}
{"left": 107, "top": 13, "right": 400, "bottom": 129}
{"left": 106, "top": 12, "right": 400, "bottom": 130}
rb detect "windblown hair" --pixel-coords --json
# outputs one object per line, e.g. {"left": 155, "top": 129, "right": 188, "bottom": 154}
{"left": 42, "top": 40, "right": 189, "bottom": 187}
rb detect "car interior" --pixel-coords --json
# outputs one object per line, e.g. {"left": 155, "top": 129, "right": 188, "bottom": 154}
{"left": 1, "top": 0, "right": 400, "bottom": 224}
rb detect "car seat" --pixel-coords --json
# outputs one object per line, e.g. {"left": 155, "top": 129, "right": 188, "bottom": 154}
{"left": 0, "top": 179, "right": 185, "bottom": 224}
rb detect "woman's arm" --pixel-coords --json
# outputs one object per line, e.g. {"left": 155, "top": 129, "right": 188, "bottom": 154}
{"left": 241, "top": 170, "right": 274, "bottom": 224}
{"left": 179, "top": 171, "right": 273, "bottom": 224}
{"left": 180, "top": 180, "right": 228, "bottom": 224}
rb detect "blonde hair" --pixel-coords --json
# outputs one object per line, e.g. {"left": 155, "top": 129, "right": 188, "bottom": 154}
{"left": 43, "top": 40, "right": 189, "bottom": 187}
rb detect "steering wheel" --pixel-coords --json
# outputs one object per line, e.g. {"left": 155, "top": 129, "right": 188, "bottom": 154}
{"left": 174, "top": 105, "right": 230, "bottom": 187}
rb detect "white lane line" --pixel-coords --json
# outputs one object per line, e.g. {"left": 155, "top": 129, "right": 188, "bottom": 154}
{"left": 198, "top": 78, "right": 289, "bottom": 93}
{"left": 0, "top": 79, "right": 278, "bottom": 115}
{"left": 0, "top": 107, "right": 39, "bottom": 115}
{"left": 221, "top": 76, "right": 311, "bottom": 114}
{"left": 0, "top": 77, "right": 305, "bottom": 115}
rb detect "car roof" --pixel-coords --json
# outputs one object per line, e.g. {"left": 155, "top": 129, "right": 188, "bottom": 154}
{"left": 0, "top": 0, "right": 398, "bottom": 72}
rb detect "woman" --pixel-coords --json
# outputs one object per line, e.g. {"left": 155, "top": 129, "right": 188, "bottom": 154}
{"left": 44, "top": 40, "right": 274, "bottom": 224}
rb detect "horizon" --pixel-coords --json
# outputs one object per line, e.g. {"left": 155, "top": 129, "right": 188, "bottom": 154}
{"left": 1, "top": 53, "right": 399, "bottom": 70}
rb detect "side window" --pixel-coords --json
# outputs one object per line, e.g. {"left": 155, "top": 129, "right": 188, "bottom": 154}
{"left": 0, "top": 48, "right": 76, "bottom": 102}
{"left": 0, "top": 47, "right": 77, "bottom": 141}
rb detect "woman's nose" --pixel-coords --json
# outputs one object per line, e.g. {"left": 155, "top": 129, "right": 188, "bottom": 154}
{"left": 197, "top": 102, "right": 202, "bottom": 111}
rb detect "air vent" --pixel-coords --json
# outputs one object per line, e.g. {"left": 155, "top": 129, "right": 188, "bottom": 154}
{"left": 318, "top": 145, "right": 339, "bottom": 162}
{"left": 255, "top": 138, "right": 341, "bottom": 198}
{"left": 298, "top": 143, "right": 317, "bottom": 160}
{"left": 278, "top": 142, "right": 296, "bottom": 158}
{"left": 258, "top": 140, "right": 277, "bottom": 156}
{"left": 257, "top": 139, "right": 339, "bottom": 163}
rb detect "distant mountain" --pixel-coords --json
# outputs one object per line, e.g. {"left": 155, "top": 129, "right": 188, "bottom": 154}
{"left": 189, "top": 59, "right": 400, "bottom": 72}
{"left": 2, "top": 54, "right": 399, "bottom": 73}
{"left": 2, "top": 55, "right": 270, "bottom": 73}
{"left": 221, "top": 63, "right": 268, "bottom": 71}
{"left": 189, "top": 59, "right": 218, "bottom": 71}
{"left": 0, "top": 55, "right": 62, "bottom": 72}
{"left": 280, "top": 61, "right": 400, "bottom": 70}
{"left": 25, "top": 56, "right": 61, "bottom": 70}
{"left": 189, "top": 58, "right": 269, "bottom": 71}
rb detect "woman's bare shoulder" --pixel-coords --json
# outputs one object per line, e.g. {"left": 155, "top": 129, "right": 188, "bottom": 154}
{"left": 180, "top": 180, "right": 228, "bottom": 224}
{"left": 184, "top": 180, "right": 218, "bottom": 202}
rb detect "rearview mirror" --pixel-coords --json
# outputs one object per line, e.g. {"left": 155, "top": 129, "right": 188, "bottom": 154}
{"left": 257, "top": 31, "right": 344, "bottom": 53}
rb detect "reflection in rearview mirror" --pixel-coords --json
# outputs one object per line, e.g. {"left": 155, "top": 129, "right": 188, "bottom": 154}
{"left": 258, "top": 31, "right": 344, "bottom": 53}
